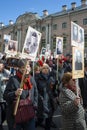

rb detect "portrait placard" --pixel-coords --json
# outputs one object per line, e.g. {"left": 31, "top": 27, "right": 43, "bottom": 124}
{"left": 5, "top": 40, "right": 18, "bottom": 56}
{"left": 71, "top": 22, "right": 84, "bottom": 48}
{"left": 41, "top": 47, "right": 46, "bottom": 55}
{"left": 72, "top": 47, "right": 84, "bottom": 79}
{"left": 4, "top": 34, "right": 11, "bottom": 42}
{"left": 22, "top": 26, "right": 41, "bottom": 61}
{"left": 56, "top": 37, "right": 63, "bottom": 55}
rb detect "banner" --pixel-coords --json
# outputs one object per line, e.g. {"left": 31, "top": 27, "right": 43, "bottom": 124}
{"left": 22, "top": 26, "right": 41, "bottom": 61}
{"left": 72, "top": 47, "right": 84, "bottom": 79}
{"left": 71, "top": 21, "right": 84, "bottom": 48}
{"left": 5, "top": 40, "right": 18, "bottom": 56}
{"left": 4, "top": 34, "right": 11, "bottom": 42}
{"left": 56, "top": 37, "right": 63, "bottom": 55}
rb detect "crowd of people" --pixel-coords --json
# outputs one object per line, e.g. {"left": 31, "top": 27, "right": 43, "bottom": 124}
{"left": 0, "top": 53, "right": 87, "bottom": 130}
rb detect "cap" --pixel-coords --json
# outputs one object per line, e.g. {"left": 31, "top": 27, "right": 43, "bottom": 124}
{"left": 17, "top": 59, "right": 27, "bottom": 68}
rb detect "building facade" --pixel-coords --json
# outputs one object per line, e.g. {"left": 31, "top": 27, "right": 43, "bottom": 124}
{"left": 0, "top": 0, "right": 87, "bottom": 55}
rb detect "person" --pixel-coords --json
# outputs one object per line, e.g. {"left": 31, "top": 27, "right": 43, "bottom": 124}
{"left": 59, "top": 72, "right": 86, "bottom": 130}
{"left": 78, "top": 28, "right": 84, "bottom": 44}
{"left": 75, "top": 50, "right": 82, "bottom": 70}
{"left": 24, "top": 32, "right": 38, "bottom": 54}
{"left": 0, "top": 60, "right": 10, "bottom": 129}
{"left": 73, "top": 24, "right": 78, "bottom": 42}
{"left": 56, "top": 39, "right": 62, "bottom": 54}
{"left": 8, "top": 41, "right": 16, "bottom": 51}
{"left": 78, "top": 60, "right": 87, "bottom": 109}
{"left": 35, "top": 63, "right": 56, "bottom": 130}
{"left": 63, "top": 53, "right": 72, "bottom": 73}
{"left": 3, "top": 59, "right": 38, "bottom": 130}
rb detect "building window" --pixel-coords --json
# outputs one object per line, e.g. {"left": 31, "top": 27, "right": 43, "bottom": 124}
{"left": 62, "top": 22, "right": 67, "bottom": 28}
{"left": 83, "top": 18, "right": 87, "bottom": 25}
{"left": 25, "top": 28, "right": 28, "bottom": 33}
{"left": 85, "top": 34, "right": 87, "bottom": 47}
{"left": 63, "top": 37, "right": 67, "bottom": 48}
{"left": 42, "top": 26, "right": 46, "bottom": 32}
{"left": 53, "top": 24, "right": 57, "bottom": 30}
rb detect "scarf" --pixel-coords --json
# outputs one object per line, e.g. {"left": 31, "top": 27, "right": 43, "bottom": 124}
{"left": 66, "top": 85, "right": 77, "bottom": 93}
{"left": 16, "top": 70, "right": 32, "bottom": 90}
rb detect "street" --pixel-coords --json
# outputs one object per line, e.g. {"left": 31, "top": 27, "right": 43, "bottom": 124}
{"left": 3, "top": 106, "right": 63, "bottom": 130}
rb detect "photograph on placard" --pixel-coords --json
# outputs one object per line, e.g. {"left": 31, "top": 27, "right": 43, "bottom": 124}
{"left": 5, "top": 40, "right": 18, "bottom": 55}
{"left": 4, "top": 34, "right": 11, "bottom": 43}
{"left": 71, "top": 22, "right": 84, "bottom": 48}
{"left": 56, "top": 37, "right": 63, "bottom": 55}
{"left": 22, "top": 26, "right": 41, "bottom": 61}
{"left": 72, "top": 47, "right": 84, "bottom": 79}
{"left": 41, "top": 47, "right": 46, "bottom": 55}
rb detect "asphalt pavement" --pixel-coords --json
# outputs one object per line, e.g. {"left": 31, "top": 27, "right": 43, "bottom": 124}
{"left": 3, "top": 106, "right": 63, "bottom": 130}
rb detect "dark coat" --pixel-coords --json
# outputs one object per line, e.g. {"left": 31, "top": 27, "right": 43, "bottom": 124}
{"left": 35, "top": 72, "right": 54, "bottom": 118}
{"left": 79, "top": 73, "right": 87, "bottom": 108}
{"left": 3, "top": 75, "right": 38, "bottom": 129}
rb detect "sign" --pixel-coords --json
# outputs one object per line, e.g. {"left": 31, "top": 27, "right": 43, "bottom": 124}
{"left": 56, "top": 37, "right": 63, "bottom": 55}
{"left": 22, "top": 26, "right": 41, "bottom": 61}
{"left": 5, "top": 40, "right": 18, "bottom": 56}
{"left": 4, "top": 34, "right": 11, "bottom": 42}
{"left": 71, "top": 22, "right": 84, "bottom": 48}
{"left": 72, "top": 47, "right": 84, "bottom": 79}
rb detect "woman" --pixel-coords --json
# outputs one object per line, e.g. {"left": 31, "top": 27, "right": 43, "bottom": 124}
{"left": 3, "top": 59, "right": 38, "bottom": 130}
{"left": 35, "top": 63, "right": 55, "bottom": 130}
{"left": 0, "top": 60, "right": 10, "bottom": 129}
{"left": 59, "top": 72, "right": 86, "bottom": 130}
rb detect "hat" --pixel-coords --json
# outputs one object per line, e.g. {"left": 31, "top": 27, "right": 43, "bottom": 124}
{"left": 37, "top": 60, "right": 43, "bottom": 67}
{"left": 32, "top": 32, "right": 37, "bottom": 37}
{"left": 17, "top": 59, "right": 27, "bottom": 68}
{"left": 40, "top": 63, "right": 49, "bottom": 71}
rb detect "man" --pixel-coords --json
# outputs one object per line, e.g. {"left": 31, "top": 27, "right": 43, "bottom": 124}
{"left": 8, "top": 41, "right": 16, "bottom": 51}
{"left": 24, "top": 32, "right": 38, "bottom": 54}
{"left": 63, "top": 53, "right": 72, "bottom": 73}
{"left": 0, "top": 60, "right": 10, "bottom": 129}
{"left": 75, "top": 50, "right": 82, "bottom": 70}
{"left": 56, "top": 39, "right": 62, "bottom": 54}
{"left": 73, "top": 24, "right": 78, "bottom": 42}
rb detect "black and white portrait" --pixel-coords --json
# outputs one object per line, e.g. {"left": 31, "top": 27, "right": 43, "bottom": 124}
{"left": 73, "top": 24, "right": 78, "bottom": 42}
{"left": 75, "top": 49, "right": 82, "bottom": 70}
{"left": 71, "top": 22, "right": 84, "bottom": 48}
{"left": 78, "top": 28, "right": 84, "bottom": 44}
{"left": 41, "top": 48, "right": 46, "bottom": 55}
{"left": 22, "top": 26, "right": 41, "bottom": 61}
{"left": 24, "top": 32, "right": 38, "bottom": 54}
{"left": 56, "top": 37, "right": 63, "bottom": 55}
{"left": 8, "top": 40, "right": 16, "bottom": 51}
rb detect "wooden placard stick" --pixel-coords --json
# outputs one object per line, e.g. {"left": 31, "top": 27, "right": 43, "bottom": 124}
{"left": 13, "top": 60, "right": 28, "bottom": 115}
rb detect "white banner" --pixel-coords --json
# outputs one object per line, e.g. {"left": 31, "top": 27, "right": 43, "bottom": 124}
{"left": 22, "top": 26, "right": 41, "bottom": 61}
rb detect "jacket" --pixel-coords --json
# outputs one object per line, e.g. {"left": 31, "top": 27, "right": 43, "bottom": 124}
{"left": 3, "top": 74, "right": 38, "bottom": 128}
{"left": 59, "top": 86, "right": 86, "bottom": 130}
{"left": 0, "top": 69, "right": 10, "bottom": 102}
{"left": 35, "top": 72, "right": 54, "bottom": 118}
